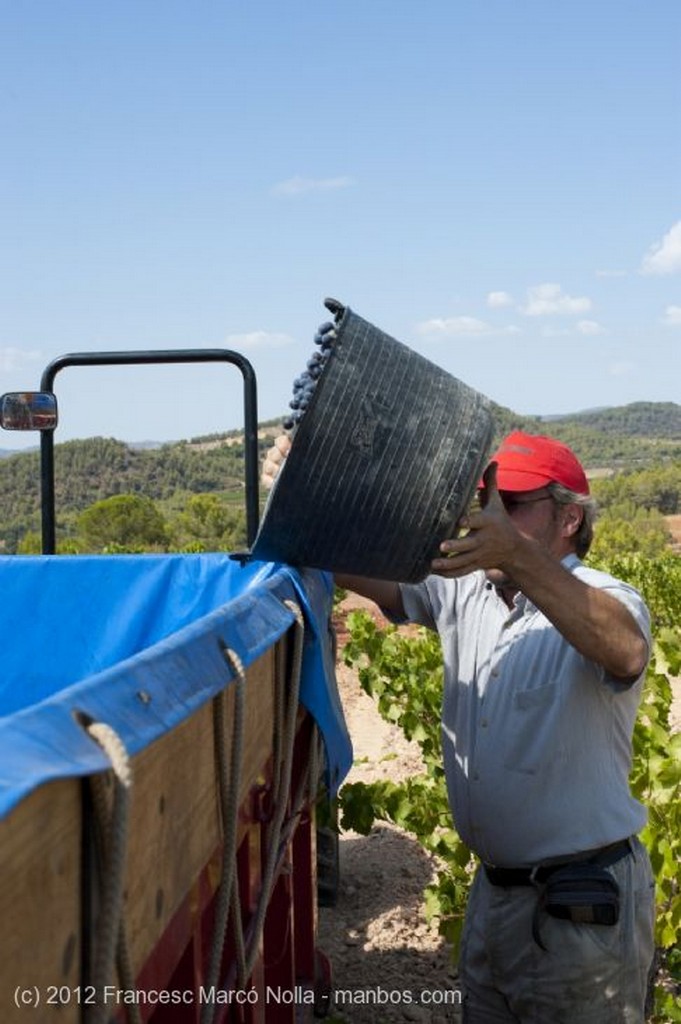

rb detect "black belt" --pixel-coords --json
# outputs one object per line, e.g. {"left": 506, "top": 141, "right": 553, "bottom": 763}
{"left": 483, "top": 838, "right": 632, "bottom": 887}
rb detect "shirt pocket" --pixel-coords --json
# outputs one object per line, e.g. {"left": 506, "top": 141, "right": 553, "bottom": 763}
{"left": 503, "top": 681, "right": 558, "bottom": 775}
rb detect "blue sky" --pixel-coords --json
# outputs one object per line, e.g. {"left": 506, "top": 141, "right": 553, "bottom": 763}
{"left": 1, "top": 1, "right": 679, "bottom": 449}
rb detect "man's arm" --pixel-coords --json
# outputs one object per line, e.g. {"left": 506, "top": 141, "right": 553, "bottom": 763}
{"left": 472, "top": 540, "right": 647, "bottom": 681}
{"left": 334, "top": 574, "right": 405, "bottom": 618}
{"left": 518, "top": 556, "right": 648, "bottom": 682}
{"left": 433, "top": 466, "right": 648, "bottom": 682}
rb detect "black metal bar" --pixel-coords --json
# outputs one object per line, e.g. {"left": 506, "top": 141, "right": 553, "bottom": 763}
{"left": 37, "top": 351, "right": 258, "bottom": 1006}
{"left": 39, "top": 349, "right": 259, "bottom": 554}
{"left": 38, "top": 428, "right": 57, "bottom": 555}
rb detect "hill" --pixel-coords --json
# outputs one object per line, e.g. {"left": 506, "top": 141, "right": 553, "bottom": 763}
{"left": 545, "top": 402, "right": 681, "bottom": 438}
{"left": 0, "top": 402, "right": 678, "bottom": 552}
{"left": 488, "top": 401, "right": 681, "bottom": 468}
{"left": 0, "top": 433, "right": 278, "bottom": 551}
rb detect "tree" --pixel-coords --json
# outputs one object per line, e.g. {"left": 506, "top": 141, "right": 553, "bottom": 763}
{"left": 589, "top": 504, "right": 671, "bottom": 561}
{"left": 76, "top": 494, "right": 168, "bottom": 552}
{"left": 168, "top": 493, "right": 246, "bottom": 552}
{"left": 16, "top": 531, "right": 42, "bottom": 554}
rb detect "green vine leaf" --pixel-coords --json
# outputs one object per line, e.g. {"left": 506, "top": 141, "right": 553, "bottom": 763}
{"left": 337, "top": 552, "right": 681, "bottom": 1018}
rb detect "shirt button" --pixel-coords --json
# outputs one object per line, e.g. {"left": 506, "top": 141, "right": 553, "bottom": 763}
{"left": 491, "top": 668, "right": 500, "bottom": 678}
{"left": 473, "top": 771, "right": 480, "bottom": 781}
{"left": 481, "top": 719, "right": 488, "bottom": 728}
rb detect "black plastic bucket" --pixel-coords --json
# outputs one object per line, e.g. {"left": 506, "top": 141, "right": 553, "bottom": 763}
{"left": 250, "top": 302, "right": 495, "bottom": 582}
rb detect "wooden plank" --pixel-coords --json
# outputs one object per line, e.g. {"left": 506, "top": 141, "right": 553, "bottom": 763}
{"left": 0, "top": 780, "right": 81, "bottom": 1024}
{"left": 122, "top": 644, "right": 277, "bottom": 979}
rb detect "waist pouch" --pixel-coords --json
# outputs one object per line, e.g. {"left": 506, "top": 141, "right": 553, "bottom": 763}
{"left": 533, "top": 863, "right": 620, "bottom": 949}
{"left": 543, "top": 863, "right": 620, "bottom": 925}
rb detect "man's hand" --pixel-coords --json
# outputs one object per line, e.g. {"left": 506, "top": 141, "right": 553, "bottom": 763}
{"left": 431, "top": 462, "right": 520, "bottom": 578}
{"left": 261, "top": 434, "right": 291, "bottom": 490}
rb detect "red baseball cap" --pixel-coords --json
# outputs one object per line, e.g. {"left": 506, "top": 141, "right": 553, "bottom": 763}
{"left": 482, "top": 431, "right": 589, "bottom": 495}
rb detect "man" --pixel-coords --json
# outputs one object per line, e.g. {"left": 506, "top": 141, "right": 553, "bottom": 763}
{"left": 262, "top": 430, "right": 655, "bottom": 1023}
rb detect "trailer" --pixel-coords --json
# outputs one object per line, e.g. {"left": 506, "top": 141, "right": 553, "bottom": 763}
{"left": 0, "top": 315, "right": 494, "bottom": 1023}
{"left": 0, "top": 361, "right": 352, "bottom": 1023}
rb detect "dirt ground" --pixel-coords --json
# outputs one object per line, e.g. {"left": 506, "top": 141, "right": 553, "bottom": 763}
{"left": 317, "top": 597, "right": 462, "bottom": 1023}
{"left": 666, "top": 514, "right": 681, "bottom": 554}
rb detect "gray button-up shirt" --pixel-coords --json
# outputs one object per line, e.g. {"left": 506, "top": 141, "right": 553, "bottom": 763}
{"left": 398, "top": 554, "right": 650, "bottom": 866}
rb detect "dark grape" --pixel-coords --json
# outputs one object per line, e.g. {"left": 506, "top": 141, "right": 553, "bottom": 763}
{"left": 282, "top": 317, "right": 339, "bottom": 435}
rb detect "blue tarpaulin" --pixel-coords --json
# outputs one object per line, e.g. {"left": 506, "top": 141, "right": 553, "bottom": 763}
{"left": 0, "top": 553, "right": 353, "bottom": 818}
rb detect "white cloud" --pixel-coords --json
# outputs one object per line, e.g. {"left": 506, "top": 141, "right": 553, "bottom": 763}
{"left": 271, "top": 175, "right": 356, "bottom": 197}
{"left": 224, "top": 331, "right": 294, "bottom": 350}
{"left": 486, "top": 290, "right": 514, "bottom": 308}
{"left": 595, "top": 269, "right": 628, "bottom": 278}
{"left": 641, "top": 220, "right": 681, "bottom": 275}
{"left": 519, "top": 283, "right": 592, "bottom": 317}
{"left": 662, "top": 304, "right": 681, "bottom": 327}
{"left": 518, "top": 280, "right": 593, "bottom": 315}
{"left": 609, "top": 360, "right": 636, "bottom": 377}
{"left": 541, "top": 326, "right": 571, "bottom": 338}
{"left": 0, "top": 347, "right": 42, "bottom": 374}
{"left": 416, "top": 316, "right": 520, "bottom": 337}
{"left": 577, "top": 320, "right": 606, "bottom": 336}
{"left": 418, "top": 316, "right": 489, "bottom": 335}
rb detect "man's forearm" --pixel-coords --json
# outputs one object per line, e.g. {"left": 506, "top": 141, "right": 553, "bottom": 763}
{"left": 511, "top": 542, "right": 649, "bottom": 682}
{"left": 334, "top": 574, "right": 405, "bottom": 618}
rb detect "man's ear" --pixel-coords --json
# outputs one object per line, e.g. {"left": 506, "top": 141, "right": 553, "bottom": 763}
{"left": 561, "top": 504, "right": 583, "bottom": 538}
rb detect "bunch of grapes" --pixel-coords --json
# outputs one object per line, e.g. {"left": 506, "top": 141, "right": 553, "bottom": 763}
{"left": 281, "top": 318, "right": 338, "bottom": 432}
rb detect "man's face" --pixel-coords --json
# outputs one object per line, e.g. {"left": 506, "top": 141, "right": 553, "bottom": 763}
{"left": 480, "top": 486, "right": 569, "bottom": 590}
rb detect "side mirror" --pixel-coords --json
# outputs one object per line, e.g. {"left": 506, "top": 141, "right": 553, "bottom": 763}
{"left": 0, "top": 392, "right": 58, "bottom": 431}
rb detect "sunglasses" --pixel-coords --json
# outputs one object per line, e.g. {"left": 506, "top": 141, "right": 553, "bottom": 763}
{"left": 478, "top": 491, "right": 554, "bottom": 514}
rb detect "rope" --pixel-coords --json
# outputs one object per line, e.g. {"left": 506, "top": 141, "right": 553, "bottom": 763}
{"left": 237, "top": 600, "right": 306, "bottom": 984}
{"left": 206, "top": 601, "right": 312, "bottom": 1000}
{"left": 82, "top": 601, "right": 318, "bottom": 1022}
{"left": 227, "top": 636, "right": 295, "bottom": 988}
{"left": 200, "top": 647, "right": 246, "bottom": 1024}
{"left": 278, "top": 722, "right": 323, "bottom": 854}
{"left": 116, "top": 925, "right": 142, "bottom": 1024}
{"left": 230, "top": 859, "right": 248, "bottom": 987}
{"left": 272, "top": 636, "right": 287, "bottom": 792}
{"left": 83, "top": 720, "right": 135, "bottom": 1024}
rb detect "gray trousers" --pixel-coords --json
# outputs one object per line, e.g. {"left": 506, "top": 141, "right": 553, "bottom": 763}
{"left": 460, "top": 837, "right": 655, "bottom": 1024}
